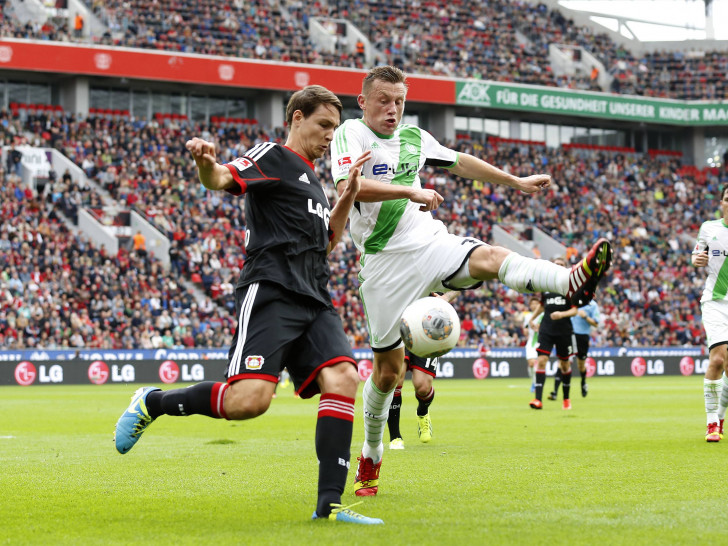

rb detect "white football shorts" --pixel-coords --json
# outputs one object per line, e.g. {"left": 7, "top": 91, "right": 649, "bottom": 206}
{"left": 359, "top": 228, "right": 485, "bottom": 350}
{"left": 701, "top": 300, "right": 728, "bottom": 349}
{"left": 525, "top": 343, "right": 539, "bottom": 361}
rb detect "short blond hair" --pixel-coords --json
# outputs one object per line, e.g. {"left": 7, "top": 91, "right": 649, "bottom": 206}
{"left": 362, "top": 65, "right": 407, "bottom": 96}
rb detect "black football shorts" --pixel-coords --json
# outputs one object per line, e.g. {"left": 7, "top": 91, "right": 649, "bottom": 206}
{"left": 536, "top": 331, "right": 574, "bottom": 361}
{"left": 404, "top": 350, "right": 438, "bottom": 377}
{"left": 225, "top": 281, "right": 356, "bottom": 398}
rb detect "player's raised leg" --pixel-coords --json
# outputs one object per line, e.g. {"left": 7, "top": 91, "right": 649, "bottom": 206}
{"left": 470, "top": 239, "right": 612, "bottom": 306}
{"left": 114, "top": 381, "right": 231, "bottom": 454}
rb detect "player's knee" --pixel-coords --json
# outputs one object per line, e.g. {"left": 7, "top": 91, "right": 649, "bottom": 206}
{"left": 321, "top": 363, "right": 359, "bottom": 397}
{"left": 412, "top": 375, "right": 432, "bottom": 396}
{"left": 414, "top": 383, "right": 431, "bottom": 398}
{"left": 710, "top": 355, "right": 727, "bottom": 373}
{"left": 469, "top": 245, "right": 510, "bottom": 280}
{"left": 374, "top": 365, "right": 400, "bottom": 390}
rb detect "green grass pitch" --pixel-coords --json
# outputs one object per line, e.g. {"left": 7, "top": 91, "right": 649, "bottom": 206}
{"left": 2, "top": 376, "right": 727, "bottom": 545}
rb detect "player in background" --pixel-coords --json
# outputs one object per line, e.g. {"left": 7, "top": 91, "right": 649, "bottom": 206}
{"left": 693, "top": 185, "right": 728, "bottom": 442}
{"left": 387, "top": 291, "right": 458, "bottom": 449}
{"left": 330, "top": 65, "right": 612, "bottom": 496}
{"left": 113, "top": 86, "right": 383, "bottom": 524}
{"left": 570, "top": 300, "right": 601, "bottom": 397}
{"left": 531, "top": 257, "right": 578, "bottom": 410}
{"left": 549, "top": 299, "right": 600, "bottom": 399}
{"left": 523, "top": 295, "right": 543, "bottom": 393}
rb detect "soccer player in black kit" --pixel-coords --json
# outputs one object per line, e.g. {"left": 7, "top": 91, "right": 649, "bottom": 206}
{"left": 529, "top": 257, "right": 579, "bottom": 411}
{"left": 113, "top": 85, "right": 383, "bottom": 525}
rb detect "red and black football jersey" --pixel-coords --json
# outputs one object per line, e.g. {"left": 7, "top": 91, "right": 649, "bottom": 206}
{"left": 538, "top": 292, "right": 574, "bottom": 336}
{"left": 224, "top": 142, "right": 334, "bottom": 307}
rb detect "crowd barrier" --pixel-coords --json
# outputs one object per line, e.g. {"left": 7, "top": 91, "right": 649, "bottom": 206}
{"left": 0, "top": 348, "right": 706, "bottom": 386}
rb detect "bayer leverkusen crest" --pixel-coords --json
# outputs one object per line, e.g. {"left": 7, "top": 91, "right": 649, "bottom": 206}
{"left": 245, "top": 355, "right": 265, "bottom": 370}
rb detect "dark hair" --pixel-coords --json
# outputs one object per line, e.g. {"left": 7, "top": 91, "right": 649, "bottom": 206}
{"left": 285, "top": 85, "right": 342, "bottom": 126}
{"left": 722, "top": 185, "right": 728, "bottom": 200}
{"left": 362, "top": 65, "right": 407, "bottom": 95}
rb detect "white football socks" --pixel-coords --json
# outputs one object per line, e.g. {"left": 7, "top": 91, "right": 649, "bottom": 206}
{"left": 498, "top": 253, "right": 569, "bottom": 294}
{"left": 718, "top": 373, "right": 728, "bottom": 421}
{"left": 705, "top": 378, "right": 721, "bottom": 424}
{"left": 361, "top": 375, "right": 394, "bottom": 464}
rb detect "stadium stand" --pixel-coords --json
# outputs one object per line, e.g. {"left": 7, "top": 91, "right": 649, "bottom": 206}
{"left": 1, "top": 0, "right": 726, "bottom": 99}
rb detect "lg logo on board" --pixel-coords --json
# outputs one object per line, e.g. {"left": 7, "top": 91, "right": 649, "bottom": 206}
{"left": 15, "top": 361, "right": 36, "bottom": 386}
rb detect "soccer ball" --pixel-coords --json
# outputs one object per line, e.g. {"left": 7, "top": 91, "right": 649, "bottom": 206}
{"left": 399, "top": 297, "right": 461, "bottom": 359}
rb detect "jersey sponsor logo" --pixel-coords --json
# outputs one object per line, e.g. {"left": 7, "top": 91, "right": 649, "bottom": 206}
{"left": 299, "top": 172, "right": 310, "bottom": 184}
{"left": 371, "top": 162, "right": 417, "bottom": 176}
{"left": 230, "top": 157, "right": 253, "bottom": 172}
{"left": 712, "top": 250, "right": 728, "bottom": 256}
{"left": 245, "top": 355, "right": 264, "bottom": 370}
{"left": 545, "top": 296, "right": 567, "bottom": 306}
{"left": 308, "top": 199, "right": 331, "bottom": 230}
{"left": 338, "top": 156, "right": 352, "bottom": 167}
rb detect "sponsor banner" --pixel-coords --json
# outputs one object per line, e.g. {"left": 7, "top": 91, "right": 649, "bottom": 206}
{"left": 2, "top": 359, "right": 221, "bottom": 386}
{"left": 0, "top": 354, "right": 710, "bottom": 385}
{"left": 0, "top": 346, "right": 704, "bottom": 364}
{"left": 0, "top": 39, "right": 453, "bottom": 103}
{"left": 353, "top": 346, "right": 704, "bottom": 360}
{"left": 456, "top": 80, "right": 728, "bottom": 126}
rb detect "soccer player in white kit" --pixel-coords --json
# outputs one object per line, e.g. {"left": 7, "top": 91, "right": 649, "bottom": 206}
{"left": 693, "top": 185, "right": 728, "bottom": 442}
{"left": 330, "top": 66, "right": 612, "bottom": 495}
{"left": 524, "top": 296, "right": 544, "bottom": 392}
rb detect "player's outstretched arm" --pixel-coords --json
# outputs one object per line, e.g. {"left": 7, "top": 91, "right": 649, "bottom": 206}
{"left": 185, "top": 137, "right": 235, "bottom": 191}
{"left": 449, "top": 152, "right": 551, "bottom": 194}
{"left": 328, "top": 152, "right": 371, "bottom": 254}
{"left": 342, "top": 177, "right": 443, "bottom": 212}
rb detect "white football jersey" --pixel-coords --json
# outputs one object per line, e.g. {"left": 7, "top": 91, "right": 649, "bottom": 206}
{"left": 694, "top": 219, "right": 728, "bottom": 303}
{"left": 330, "top": 119, "right": 458, "bottom": 255}
{"left": 523, "top": 310, "right": 543, "bottom": 352}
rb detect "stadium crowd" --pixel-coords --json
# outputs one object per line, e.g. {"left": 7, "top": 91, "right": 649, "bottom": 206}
{"left": 2, "top": 104, "right": 725, "bottom": 350}
{"left": 1, "top": 0, "right": 726, "bottom": 99}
